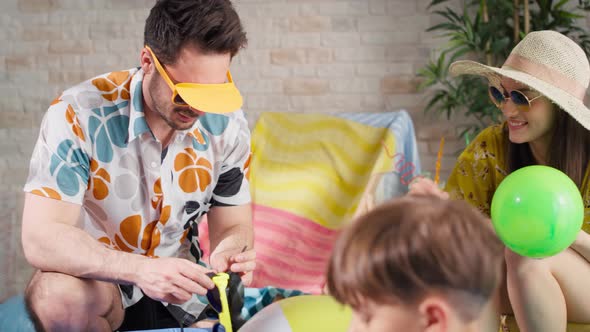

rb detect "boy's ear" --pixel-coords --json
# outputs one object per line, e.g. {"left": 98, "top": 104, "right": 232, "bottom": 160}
{"left": 418, "top": 297, "right": 451, "bottom": 332}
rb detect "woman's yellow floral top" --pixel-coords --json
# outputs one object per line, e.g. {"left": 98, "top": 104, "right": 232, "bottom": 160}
{"left": 444, "top": 123, "right": 590, "bottom": 234}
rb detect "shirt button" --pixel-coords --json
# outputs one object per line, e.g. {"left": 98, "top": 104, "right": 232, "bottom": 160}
{"left": 151, "top": 161, "right": 158, "bottom": 168}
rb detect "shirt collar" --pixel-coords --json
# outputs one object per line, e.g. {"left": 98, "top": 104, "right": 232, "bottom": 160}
{"left": 127, "top": 68, "right": 152, "bottom": 143}
{"left": 127, "top": 68, "right": 202, "bottom": 144}
{"left": 175, "top": 119, "right": 202, "bottom": 142}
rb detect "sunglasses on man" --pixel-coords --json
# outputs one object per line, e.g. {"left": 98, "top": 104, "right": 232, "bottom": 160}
{"left": 488, "top": 85, "right": 543, "bottom": 112}
{"left": 146, "top": 45, "right": 243, "bottom": 114}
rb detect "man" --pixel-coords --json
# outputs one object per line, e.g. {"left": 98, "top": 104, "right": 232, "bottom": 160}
{"left": 326, "top": 196, "right": 504, "bottom": 332}
{"left": 21, "top": 0, "right": 255, "bottom": 330}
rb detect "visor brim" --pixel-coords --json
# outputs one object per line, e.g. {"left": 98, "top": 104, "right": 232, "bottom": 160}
{"left": 176, "top": 83, "right": 243, "bottom": 114}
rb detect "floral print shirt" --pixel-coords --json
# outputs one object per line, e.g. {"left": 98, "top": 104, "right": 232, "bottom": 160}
{"left": 445, "top": 123, "right": 590, "bottom": 234}
{"left": 24, "top": 68, "right": 252, "bottom": 317}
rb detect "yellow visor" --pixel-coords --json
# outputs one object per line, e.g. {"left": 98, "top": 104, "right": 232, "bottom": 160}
{"left": 146, "top": 46, "right": 243, "bottom": 114}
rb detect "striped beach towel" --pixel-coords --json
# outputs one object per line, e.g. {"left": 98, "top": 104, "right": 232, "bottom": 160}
{"left": 246, "top": 111, "right": 418, "bottom": 293}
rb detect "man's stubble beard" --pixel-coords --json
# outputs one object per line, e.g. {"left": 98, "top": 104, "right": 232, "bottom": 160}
{"left": 148, "top": 79, "right": 197, "bottom": 131}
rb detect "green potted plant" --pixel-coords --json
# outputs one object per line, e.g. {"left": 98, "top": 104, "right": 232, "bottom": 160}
{"left": 419, "top": 0, "right": 590, "bottom": 141}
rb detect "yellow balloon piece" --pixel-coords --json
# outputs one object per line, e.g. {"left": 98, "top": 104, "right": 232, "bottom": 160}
{"left": 240, "top": 295, "right": 352, "bottom": 332}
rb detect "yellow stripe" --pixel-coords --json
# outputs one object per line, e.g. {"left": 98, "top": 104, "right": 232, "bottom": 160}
{"left": 254, "top": 181, "right": 361, "bottom": 218}
{"left": 253, "top": 152, "right": 400, "bottom": 198}
{"left": 252, "top": 125, "right": 387, "bottom": 175}
{"left": 253, "top": 162, "right": 364, "bottom": 197}
{"left": 253, "top": 193, "right": 358, "bottom": 229}
{"left": 254, "top": 114, "right": 380, "bottom": 152}
{"left": 250, "top": 113, "right": 397, "bottom": 228}
{"left": 253, "top": 115, "right": 386, "bottom": 155}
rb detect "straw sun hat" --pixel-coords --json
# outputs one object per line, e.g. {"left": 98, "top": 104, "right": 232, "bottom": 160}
{"left": 450, "top": 30, "right": 590, "bottom": 130}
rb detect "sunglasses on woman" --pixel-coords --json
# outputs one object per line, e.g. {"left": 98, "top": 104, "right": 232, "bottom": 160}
{"left": 488, "top": 85, "right": 543, "bottom": 112}
{"left": 145, "top": 45, "right": 243, "bottom": 114}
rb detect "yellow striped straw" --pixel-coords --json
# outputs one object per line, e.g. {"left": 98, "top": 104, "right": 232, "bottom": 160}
{"left": 434, "top": 137, "right": 445, "bottom": 185}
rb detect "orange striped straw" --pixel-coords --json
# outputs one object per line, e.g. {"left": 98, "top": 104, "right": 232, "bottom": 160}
{"left": 434, "top": 137, "right": 445, "bottom": 185}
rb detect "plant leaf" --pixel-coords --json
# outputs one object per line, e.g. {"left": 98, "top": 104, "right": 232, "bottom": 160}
{"left": 428, "top": 0, "right": 451, "bottom": 9}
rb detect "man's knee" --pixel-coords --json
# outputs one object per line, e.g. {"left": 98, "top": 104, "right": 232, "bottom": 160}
{"left": 25, "top": 272, "right": 92, "bottom": 330}
{"left": 24, "top": 289, "right": 46, "bottom": 332}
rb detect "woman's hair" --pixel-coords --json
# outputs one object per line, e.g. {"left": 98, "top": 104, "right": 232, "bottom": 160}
{"left": 506, "top": 106, "right": 590, "bottom": 188}
{"left": 326, "top": 196, "right": 504, "bottom": 323}
{"left": 144, "top": 0, "right": 247, "bottom": 64}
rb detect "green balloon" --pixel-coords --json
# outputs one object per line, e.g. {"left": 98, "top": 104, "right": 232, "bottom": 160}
{"left": 491, "top": 165, "right": 584, "bottom": 258}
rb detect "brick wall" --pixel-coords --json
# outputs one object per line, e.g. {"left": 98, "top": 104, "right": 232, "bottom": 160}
{"left": 0, "top": 0, "right": 588, "bottom": 300}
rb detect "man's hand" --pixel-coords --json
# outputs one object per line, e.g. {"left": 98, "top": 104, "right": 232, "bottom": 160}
{"left": 407, "top": 177, "right": 450, "bottom": 200}
{"left": 210, "top": 246, "right": 256, "bottom": 286}
{"left": 134, "top": 257, "right": 216, "bottom": 304}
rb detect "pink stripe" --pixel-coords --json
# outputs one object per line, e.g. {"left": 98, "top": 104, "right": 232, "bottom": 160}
{"left": 253, "top": 204, "right": 338, "bottom": 236}
{"left": 253, "top": 267, "right": 324, "bottom": 294}
{"left": 253, "top": 248, "right": 329, "bottom": 273}
{"left": 254, "top": 262, "right": 323, "bottom": 282}
{"left": 256, "top": 253, "right": 327, "bottom": 277}
{"left": 197, "top": 205, "right": 340, "bottom": 294}
{"left": 504, "top": 54, "right": 587, "bottom": 100}
{"left": 254, "top": 236, "right": 330, "bottom": 264}
{"left": 254, "top": 220, "right": 336, "bottom": 252}
{"left": 254, "top": 212, "right": 338, "bottom": 242}
{"left": 254, "top": 218, "right": 336, "bottom": 244}
{"left": 254, "top": 265, "right": 323, "bottom": 284}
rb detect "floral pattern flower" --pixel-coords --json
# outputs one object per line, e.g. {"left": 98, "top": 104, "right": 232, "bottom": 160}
{"left": 88, "top": 101, "right": 129, "bottom": 163}
{"left": 91, "top": 71, "right": 132, "bottom": 102}
{"left": 65, "top": 104, "right": 86, "bottom": 142}
{"left": 49, "top": 139, "right": 90, "bottom": 197}
{"left": 151, "top": 178, "right": 163, "bottom": 210}
{"left": 88, "top": 159, "right": 111, "bottom": 200}
{"left": 30, "top": 187, "right": 62, "bottom": 200}
{"left": 174, "top": 148, "right": 212, "bottom": 193}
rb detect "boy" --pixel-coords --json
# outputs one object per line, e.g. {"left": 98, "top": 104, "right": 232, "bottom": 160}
{"left": 327, "top": 196, "right": 503, "bottom": 332}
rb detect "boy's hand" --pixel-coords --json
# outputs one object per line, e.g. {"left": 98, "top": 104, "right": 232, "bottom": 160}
{"left": 408, "top": 177, "right": 449, "bottom": 200}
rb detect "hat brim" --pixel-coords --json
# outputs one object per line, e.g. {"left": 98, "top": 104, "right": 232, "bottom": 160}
{"left": 176, "top": 83, "right": 243, "bottom": 114}
{"left": 450, "top": 60, "right": 590, "bottom": 130}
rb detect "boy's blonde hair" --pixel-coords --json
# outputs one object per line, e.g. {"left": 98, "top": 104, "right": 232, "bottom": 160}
{"left": 327, "top": 196, "right": 504, "bottom": 322}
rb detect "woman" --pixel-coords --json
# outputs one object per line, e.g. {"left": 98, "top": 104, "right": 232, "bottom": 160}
{"left": 410, "top": 30, "right": 590, "bottom": 332}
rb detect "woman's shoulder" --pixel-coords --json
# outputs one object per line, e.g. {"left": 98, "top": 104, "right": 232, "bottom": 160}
{"left": 463, "top": 124, "right": 505, "bottom": 156}
{"left": 457, "top": 123, "right": 507, "bottom": 171}
{"left": 473, "top": 123, "right": 505, "bottom": 145}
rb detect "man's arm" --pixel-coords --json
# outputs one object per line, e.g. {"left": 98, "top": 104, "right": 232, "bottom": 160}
{"left": 21, "top": 193, "right": 144, "bottom": 283}
{"left": 207, "top": 204, "right": 255, "bottom": 284}
{"left": 22, "top": 193, "right": 215, "bottom": 302}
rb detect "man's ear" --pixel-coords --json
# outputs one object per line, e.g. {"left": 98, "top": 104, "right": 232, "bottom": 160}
{"left": 140, "top": 48, "right": 153, "bottom": 74}
{"left": 418, "top": 297, "right": 451, "bottom": 332}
